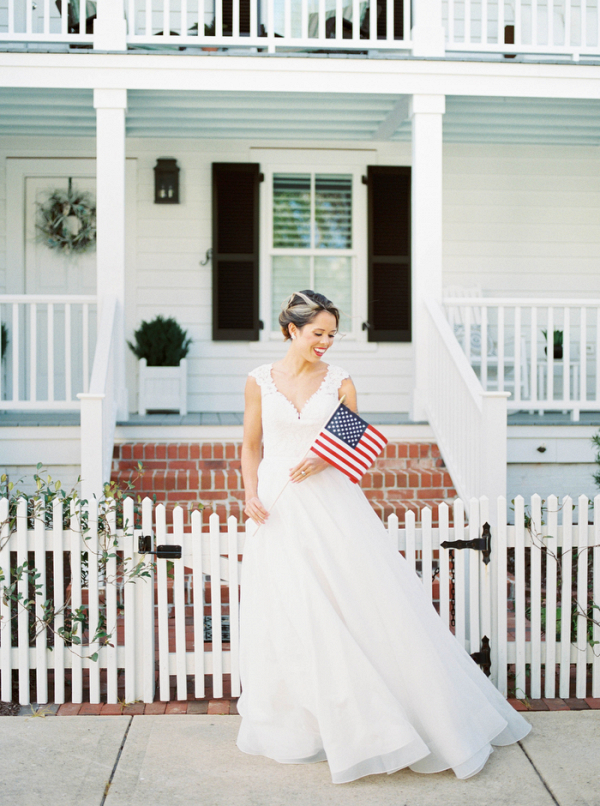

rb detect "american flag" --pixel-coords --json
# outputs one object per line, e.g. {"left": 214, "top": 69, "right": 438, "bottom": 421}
{"left": 310, "top": 403, "right": 388, "bottom": 483}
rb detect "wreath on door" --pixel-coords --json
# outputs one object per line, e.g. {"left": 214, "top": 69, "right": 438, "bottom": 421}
{"left": 36, "top": 178, "right": 96, "bottom": 255}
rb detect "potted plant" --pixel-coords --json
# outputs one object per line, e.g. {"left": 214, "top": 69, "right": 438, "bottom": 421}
{"left": 542, "top": 329, "right": 563, "bottom": 360}
{"left": 128, "top": 316, "right": 191, "bottom": 415}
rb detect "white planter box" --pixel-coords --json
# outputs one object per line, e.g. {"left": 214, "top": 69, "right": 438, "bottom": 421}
{"left": 138, "top": 358, "right": 187, "bottom": 415}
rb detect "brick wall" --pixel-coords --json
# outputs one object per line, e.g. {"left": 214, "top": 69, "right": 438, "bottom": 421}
{"left": 111, "top": 441, "right": 457, "bottom": 526}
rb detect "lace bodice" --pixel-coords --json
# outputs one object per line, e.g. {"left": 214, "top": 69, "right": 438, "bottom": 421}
{"left": 249, "top": 363, "right": 350, "bottom": 460}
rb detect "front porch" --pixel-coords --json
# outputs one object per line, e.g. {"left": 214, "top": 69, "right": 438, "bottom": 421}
{"left": 0, "top": 73, "right": 598, "bottom": 507}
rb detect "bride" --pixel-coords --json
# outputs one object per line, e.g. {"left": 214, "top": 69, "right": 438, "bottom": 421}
{"left": 236, "top": 290, "right": 531, "bottom": 784}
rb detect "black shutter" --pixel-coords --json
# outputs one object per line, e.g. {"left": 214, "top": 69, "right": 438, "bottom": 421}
{"left": 366, "top": 165, "right": 411, "bottom": 342}
{"left": 212, "top": 163, "right": 260, "bottom": 341}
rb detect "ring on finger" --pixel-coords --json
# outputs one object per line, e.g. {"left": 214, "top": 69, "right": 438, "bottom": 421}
{"left": 301, "top": 470, "right": 306, "bottom": 476}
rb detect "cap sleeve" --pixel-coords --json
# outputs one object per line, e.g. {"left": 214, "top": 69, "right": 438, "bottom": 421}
{"left": 248, "top": 364, "right": 274, "bottom": 390}
{"left": 323, "top": 365, "right": 351, "bottom": 393}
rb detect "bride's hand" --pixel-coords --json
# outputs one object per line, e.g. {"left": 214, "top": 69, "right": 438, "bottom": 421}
{"left": 290, "top": 455, "right": 329, "bottom": 483}
{"left": 245, "top": 496, "right": 269, "bottom": 525}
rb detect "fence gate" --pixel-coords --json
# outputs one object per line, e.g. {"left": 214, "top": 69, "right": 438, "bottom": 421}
{"left": 1, "top": 495, "right": 599, "bottom": 706}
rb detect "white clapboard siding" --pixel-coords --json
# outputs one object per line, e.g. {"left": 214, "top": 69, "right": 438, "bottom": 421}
{"left": 0, "top": 494, "right": 598, "bottom": 705}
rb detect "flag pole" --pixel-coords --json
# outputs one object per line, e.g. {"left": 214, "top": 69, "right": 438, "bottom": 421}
{"left": 248, "top": 394, "right": 347, "bottom": 535}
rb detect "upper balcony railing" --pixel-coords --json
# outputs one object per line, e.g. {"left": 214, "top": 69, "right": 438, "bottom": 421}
{"left": 0, "top": 0, "right": 597, "bottom": 58}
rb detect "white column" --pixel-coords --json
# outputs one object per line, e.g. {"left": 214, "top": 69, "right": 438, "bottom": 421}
{"left": 410, "top": 93, "right": 445, "bottom": 421}
{"left": 411, "top": 0, "right": 446, "bottom": 56}
{"left": 94, "top": 88, "right": 128, "bottom": 420}
{"left": 93, "top": 0, "right": 127, "bottom": 51}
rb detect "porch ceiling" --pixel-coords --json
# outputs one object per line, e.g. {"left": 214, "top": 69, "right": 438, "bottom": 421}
{"left": 0, "top": 88, "right": 599, "bottom": 145}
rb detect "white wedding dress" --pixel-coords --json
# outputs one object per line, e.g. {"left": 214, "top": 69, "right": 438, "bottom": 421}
{"left": 236, "top": 363, "right": 531, "bottom": 784}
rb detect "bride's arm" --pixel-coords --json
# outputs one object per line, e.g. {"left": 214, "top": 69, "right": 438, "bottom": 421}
{"left": 290, "top": 377, "right": 358, "bottom": 483}
{"left": 242, "top": 377, "right": 269, "bottom": 524}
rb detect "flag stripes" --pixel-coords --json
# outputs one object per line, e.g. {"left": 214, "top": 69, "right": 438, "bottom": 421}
{"left": 310, "top": 403, "right": 388, "bottom": 484}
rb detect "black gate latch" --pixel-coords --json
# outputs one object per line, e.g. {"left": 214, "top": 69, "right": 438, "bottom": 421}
{"left": 440, "top": 522, "right": 492, "bottom": 565}
{"left": 138, "top": 535, "right": 182, "bottom": 560}
{"left": 470, "top": 635, "right": 492, "bottom": 677}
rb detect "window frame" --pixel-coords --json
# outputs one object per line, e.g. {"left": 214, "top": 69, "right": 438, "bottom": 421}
{"left": 259, "top": 161, "right": 368, "bottom": 343}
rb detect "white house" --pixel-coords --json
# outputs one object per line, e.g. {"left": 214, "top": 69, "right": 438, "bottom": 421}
{"left": 0, "top": 0, "right": 599, "bottom": 521}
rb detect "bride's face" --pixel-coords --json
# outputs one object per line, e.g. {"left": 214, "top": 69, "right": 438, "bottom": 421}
{"left": 292, "top": 311, "right": 338, "bottom": 362}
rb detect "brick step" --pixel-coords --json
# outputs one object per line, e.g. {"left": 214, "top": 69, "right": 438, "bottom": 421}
{"left": 112, "top": 440, "right": 458, "bottom": 526}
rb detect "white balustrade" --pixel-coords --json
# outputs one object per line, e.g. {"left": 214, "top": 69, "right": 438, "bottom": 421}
{"left": 0, "top": 294, "right": 97, "bottom": 410}
{"left": 423, "top": 297, "right": 508, "bottom": 507}
{"left": 445, "top": 297, "right": 600, "bottom": 420}
{"left": 2, "top": 494, "right": 598, "bottom": 706}
{"left": 445, "top": 0, "right": 600, "bottom": 57}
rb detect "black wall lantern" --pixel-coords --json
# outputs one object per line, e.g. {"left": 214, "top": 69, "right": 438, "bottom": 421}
{"left": 154, "top": 158, "right": 180, "bottom": 204}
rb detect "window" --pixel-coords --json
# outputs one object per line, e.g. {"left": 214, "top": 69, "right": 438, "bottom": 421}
{"left": 267, "top": 170, "right": 358, "bottom": 336}
{"left": 211, "top": 160, "right": 411, "bottom": 343}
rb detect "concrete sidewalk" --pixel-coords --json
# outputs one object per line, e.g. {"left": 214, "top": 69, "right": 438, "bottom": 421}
{"left": 1, "top": 712, "right": 598, "bottom": 806}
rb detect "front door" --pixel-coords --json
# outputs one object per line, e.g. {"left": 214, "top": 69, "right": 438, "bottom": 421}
{"left": 22, "top": 175, "right": 96, "bottom": 402}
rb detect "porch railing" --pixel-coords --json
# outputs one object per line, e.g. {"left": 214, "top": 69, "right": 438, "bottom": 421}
{"left": 423, "top": 297, "right": 508, "bottom": 507}
{"left": 445, "top": 0, "right": 600, "bottom": 59}
{"left": 124, "top": 0, "right": 412, "bottom": 52}
{"left": 0, "top": 0, "right": 597, "bottom": 57}
{"left": 0, "top": 294, "right": 97, "bottom": 410}
{"left": 445, "top": 297, "right": 600, "bottom": 420}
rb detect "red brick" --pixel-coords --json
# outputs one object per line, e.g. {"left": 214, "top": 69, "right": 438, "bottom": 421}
{"left": 58, "top": 703, "right": 81, "bottom": 715}
{"left": 431, "top": 444, "right": 441, "bottom": 458}
{"left": 167, "top": 444, "right": 178, "bottom": 459}
{"left": 227, "top": 471, "right": 239, "bottom": 490}
{"left": 121, "top": 445, "right": 132, "bottom": 460}
{"left": 419, "top": 443, "right": 431, "bottom": 458}
{"left": 207, "top": 700, "right": 230, "bottom": 715}
{"left": 396, "top": 443, "right": 408, "bottom": 458}
{"left": 386, "top": 489, "right": 416, "bottom": 501}
{"left": 171, "top": 491, "right": 200, "bottom": 502}
{"left": 79, "top": 702, "right": 102, "bottom": 716}
{"left": 213, "top": 443, "right": 224, "bottom": 460}
{"left": 408, "top": 472, "right": 419, "bottom": 488}
{"left": 201, "top": 472, "right": 212, "bottom": 491}
{"left": 145, "top": 702, "right": 167, "bottom": 715}
{"left": 170, "top": 460, "right": 197, "bottom": 471}
{"left": 113, "top": 445, "right": 120, "bottom": 460}
{"left": 408, "top": 444, "right": 419, "bottom": 458}
{"left": 385, "top": 443, "right": 397, "bottom": 459}
{"left": 213, "top": 470, "right": 226, "bottom": 490}
{"left": 188, "top": 471, "right": 200, "bottom": 489}
{"left": 144, "top": 444, "right": 156, "bottom": 460}
{"left": 585, "top": 698, "right": 600, "bottom": 709}
{"left": 165, "top": 472, "right": 177, "bottom": 491}
{"left": 225, "top": 443, "right": 236, "bottom": 459}
{"left": 564, "top": 698, "right": 590, "bottom": 710}
{"left": 544, "top": 698, "right": 569, "bottom": 711}
{"left": 178, "top": 444, "right": 189, "bottom": 460}
{"left": 418, "top": 488, "right": 446, "bottom": 500}
{"left": 187, "top": 700, "right": 208, "bottom": 714}
{"left": 201, "top": 444, "right": 212, "bottom": 459}
{"left": 419, "top": 472, "right": 432, "bottom": 488}
{"left": 133, "top": 444, "right": 144, "bottom": 460}
{"left": 100, "top": 704, "right": 124, "bottom": 715}
{"left": 526, "top": 699, "right": 549, "bottom": 711}
{"left": 361, "top": 472, "right": 374, "bottom": 489}
{"left": 165, "top": 701, "right": 188, "bottom": 714}
{"left": 122, "top": 703, "right": 145, "bottom": 715}
{"left": 190, "top": 444, "right": 200, "bottom": 460}
{"left": 200, "top": 491, "right": 228, "bottom": 501}
{"left": 156, "top": 444, "right": 167, "bottom": 460}
{"left": 507, "top": 698, "right": 528, "bottom": 711}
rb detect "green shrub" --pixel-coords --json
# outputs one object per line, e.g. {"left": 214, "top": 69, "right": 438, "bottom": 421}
{"left": 127, "top": 315, "right": 191, "bottom": 367}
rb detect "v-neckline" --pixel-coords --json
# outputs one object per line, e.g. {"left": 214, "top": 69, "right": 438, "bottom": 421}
{"left": 269, "top": 363, "right": 331, "bottom": 419}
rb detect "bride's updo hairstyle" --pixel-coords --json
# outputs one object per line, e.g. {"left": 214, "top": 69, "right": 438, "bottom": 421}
{"left": 279, "top": 290, "right": 340, "bottom": 341}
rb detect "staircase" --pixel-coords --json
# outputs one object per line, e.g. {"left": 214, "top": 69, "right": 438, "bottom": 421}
{"left": 112, "top": 440, "right": 458, "bottom": 526}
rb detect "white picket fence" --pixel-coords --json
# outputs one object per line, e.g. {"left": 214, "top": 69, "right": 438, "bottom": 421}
{"left": 1, "top": 494, "right": 599, "bottom": 705}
